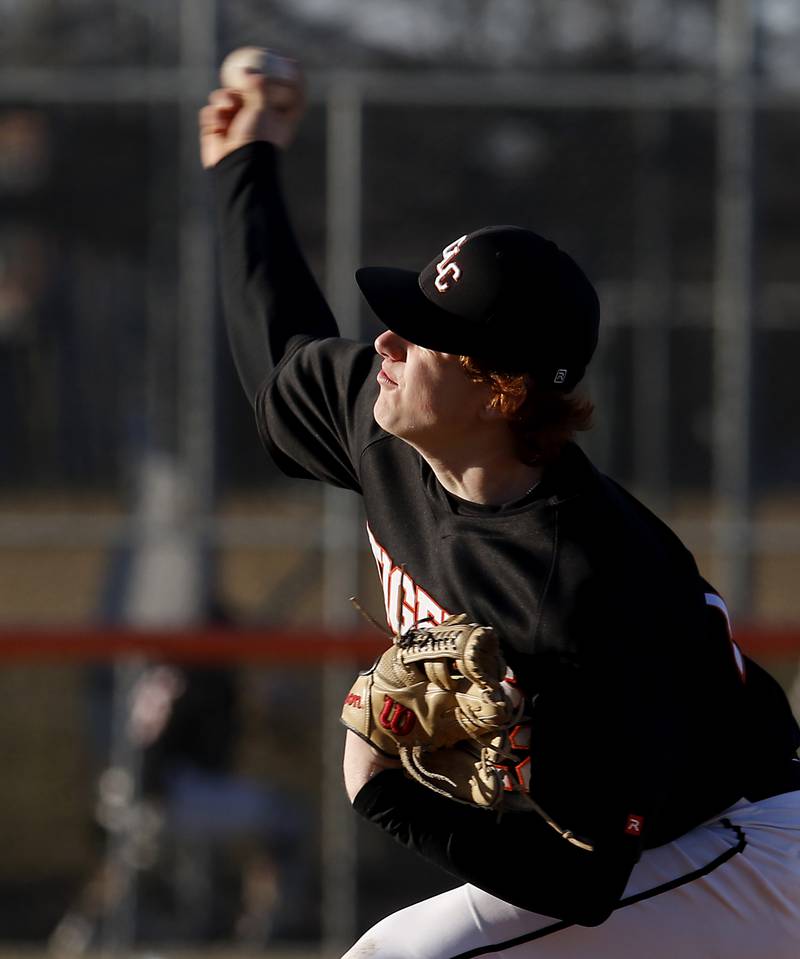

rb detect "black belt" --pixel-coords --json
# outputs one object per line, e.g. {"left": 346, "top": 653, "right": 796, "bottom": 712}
{"left": 744, "top": 758, "right": 800, "bottom": 803}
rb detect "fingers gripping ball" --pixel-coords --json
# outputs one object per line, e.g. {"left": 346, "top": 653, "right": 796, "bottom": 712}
{"left": 208, "top": 46, "right": 305, "bottom": 157}
{"left": 219, "top": 46, "right": 299, "bottom": 90}
{"left": 341, "top": 615, "right": 524, "bottom": 806}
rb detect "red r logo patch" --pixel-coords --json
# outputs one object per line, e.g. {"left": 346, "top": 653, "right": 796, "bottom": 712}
{"left": 624, "top": 814, "right": 645, "bottom": 837}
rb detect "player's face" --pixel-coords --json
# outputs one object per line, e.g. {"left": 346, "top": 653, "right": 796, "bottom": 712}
{"left": 373, "top": 330, "right": 491, "bottom": 448}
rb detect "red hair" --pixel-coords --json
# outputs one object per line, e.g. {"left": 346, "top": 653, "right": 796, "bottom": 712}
{"left": 459, "top": 357, "right": 594, "bottom": 465}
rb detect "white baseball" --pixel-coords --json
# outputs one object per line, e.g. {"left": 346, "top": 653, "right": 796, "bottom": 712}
{"left": 219, "top": 46, "right": 297, "bottom": 90}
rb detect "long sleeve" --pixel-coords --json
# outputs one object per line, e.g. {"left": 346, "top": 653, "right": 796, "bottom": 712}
{"left": 353, "top": 770, "right": 640, "bottom": 927}
{"left": 211, "top": 142, "right": 339, "bottom": 404}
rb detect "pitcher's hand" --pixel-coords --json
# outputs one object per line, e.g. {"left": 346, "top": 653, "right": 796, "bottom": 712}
{"left": 199, "top": 66, "right": 306, "bottom": 169}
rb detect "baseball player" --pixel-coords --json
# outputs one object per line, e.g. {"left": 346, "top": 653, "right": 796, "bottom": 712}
{"left": 199, "top": 65, "right": 800, "bottom": 958}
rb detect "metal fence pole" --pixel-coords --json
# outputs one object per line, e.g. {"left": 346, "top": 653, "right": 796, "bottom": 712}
{"left": 320, "top": 74, "right": 363, "bottom": 956}
{"left": 99, "top": 660, "right": 146, "bottom": 955}
{"left": 177, "top": 0, "right": 218, "bottom": 519}
{"left": 712, "top": 0, "right": 756, "bottom": 615}
{"left": 632, "top": 110, "right": 673, "bottom": 510}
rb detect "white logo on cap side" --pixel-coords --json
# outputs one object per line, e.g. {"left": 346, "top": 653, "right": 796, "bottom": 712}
{"left": 435, "top": 234, "right": 468, "bottom": 292}
{"left": 554, "top": 369, "right": 568, "bottom": 384}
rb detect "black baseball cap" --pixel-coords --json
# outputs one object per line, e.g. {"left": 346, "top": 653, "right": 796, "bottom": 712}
{"left": 356, "top": 225, "right": 600, "bottom": 391}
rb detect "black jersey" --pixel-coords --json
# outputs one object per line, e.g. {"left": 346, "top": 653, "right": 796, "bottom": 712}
{"left": 213, "top": 143, "right": 800, "bottom": 926}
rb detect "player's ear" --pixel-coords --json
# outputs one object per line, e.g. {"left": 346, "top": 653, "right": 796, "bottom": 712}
{"left": 478, "top": 388, "right": 512, "bottom": 423}
{"left": 479, "top": 387, "right": 523, "bottom": 421}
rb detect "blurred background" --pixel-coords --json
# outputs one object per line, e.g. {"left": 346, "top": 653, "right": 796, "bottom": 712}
{"left": 1, "top": 0, "right": 800, "bottom": 956}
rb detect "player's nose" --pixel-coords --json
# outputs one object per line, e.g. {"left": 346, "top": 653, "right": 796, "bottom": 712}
{"left": 374, "top": 329, "right": 408, "bottom": 361}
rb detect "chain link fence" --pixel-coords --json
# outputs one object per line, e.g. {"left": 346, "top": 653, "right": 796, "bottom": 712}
{"left": 1, "top": 0, "right": 799, "bottom": 953}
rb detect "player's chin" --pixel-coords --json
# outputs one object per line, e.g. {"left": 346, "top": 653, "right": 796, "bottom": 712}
{"left": 373, "top": 396, "right": 403, "bottom": 437}
{"left": 372, "top": 396, "right": 390, "bottom": 431}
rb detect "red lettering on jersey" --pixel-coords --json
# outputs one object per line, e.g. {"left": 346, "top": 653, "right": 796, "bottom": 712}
{"left": 368, "top": 529, "right": 392, "bottom": 618}
{"left": 498, "top": 755, "right": 532, "bottom": 794}
{"left": 388, "top": 566, "right": 417, "bottom": 635}
{"left": 379, "top": 695, "right": 416, "bottom": 736}
{"left": 624, "top": 814, "right": 645, "bottom": 836}
{"left": 366, "top": 524, "right": 449, "bottom": 633}
{"left": 501, "top": 673, "right": 524, "bottom": 713}
{"left": 416, "top": 585, "right": 448, "bottom": 627}
{"left": 508, "top": 722, "right": 531, "bottom": 751}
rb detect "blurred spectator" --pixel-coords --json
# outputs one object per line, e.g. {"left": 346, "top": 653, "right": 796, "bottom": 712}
{"left": 49, "top": 621, "right": 312, "bottom": 952}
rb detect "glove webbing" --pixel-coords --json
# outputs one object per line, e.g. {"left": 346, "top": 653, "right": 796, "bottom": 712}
{"left": 398, "top": 628, "right": 465, "bottom": 656}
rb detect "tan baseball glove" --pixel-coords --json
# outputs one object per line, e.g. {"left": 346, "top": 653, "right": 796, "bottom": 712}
{"left": 341, "top": 614, "right": 525, "bottom": 809}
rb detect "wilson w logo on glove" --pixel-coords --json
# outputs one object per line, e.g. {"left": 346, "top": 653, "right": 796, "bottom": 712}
{"left": 340, "top": 613, "right": 522, "bottom": 771}
{"left": 379, "top": 696, "right": 416, "bottom": 735}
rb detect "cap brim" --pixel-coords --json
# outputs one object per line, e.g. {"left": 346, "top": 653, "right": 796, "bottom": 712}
{"left": 356, "top": 267, "right": 485, "bottom": 356}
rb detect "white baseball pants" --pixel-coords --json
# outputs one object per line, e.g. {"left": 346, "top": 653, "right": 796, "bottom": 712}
{"left": 342, "top": 791, "right": 800, "bottom": 959}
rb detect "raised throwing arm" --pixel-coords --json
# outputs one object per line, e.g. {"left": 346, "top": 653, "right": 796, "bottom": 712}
{"left": 200, "top": 61, "right": 338, "bottom": 404}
